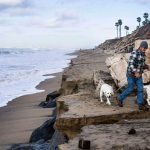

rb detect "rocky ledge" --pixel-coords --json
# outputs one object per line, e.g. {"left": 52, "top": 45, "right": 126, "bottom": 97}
{"left": 59, "top": 119, "right": 150, "bottom": 150}
{"left": 55, "top": 92, "right": 150, "bottom": 132}
{"left": 54, "top": 48, "right": 150, "bottom": 149}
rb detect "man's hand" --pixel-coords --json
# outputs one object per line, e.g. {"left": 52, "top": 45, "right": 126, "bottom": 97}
{"left": 135, "top": 72, "right": 141, "bottom": 78}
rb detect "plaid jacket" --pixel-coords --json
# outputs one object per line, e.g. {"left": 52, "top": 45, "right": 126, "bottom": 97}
{"left": 127, "top": 49, "right": 148, "bottom": 74}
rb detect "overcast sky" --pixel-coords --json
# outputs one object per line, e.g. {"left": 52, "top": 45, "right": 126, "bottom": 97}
{"left": 0, "top": 0, "right": 149, "bottom": 50}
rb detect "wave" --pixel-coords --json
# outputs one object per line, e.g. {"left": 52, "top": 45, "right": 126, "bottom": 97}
{"left": 0, "top": 48, "right": 77, "bottom": 107}
{"left": 0, "top": 48, "right": 24, "bottom": 55}
{"left": 0, "top": 48, "right": 74, "bottom": 56}
{"left": 0, "top": 49, "right": 11, "bottom": 55}
{"left": 0, "top": 48, "right": 39, "bottom": 55}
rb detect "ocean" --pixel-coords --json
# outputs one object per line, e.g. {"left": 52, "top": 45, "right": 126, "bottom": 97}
{"left": 0, "top": 48, "right": 76, "bottom": 107}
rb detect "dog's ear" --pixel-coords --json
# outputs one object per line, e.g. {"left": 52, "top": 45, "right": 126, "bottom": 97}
{"left": 112, "top": 92, "right": 114, "bottom": 96}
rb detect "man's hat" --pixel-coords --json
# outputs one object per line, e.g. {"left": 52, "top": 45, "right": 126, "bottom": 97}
{"left": 140, "top": 41, "right": 148, "bottom": 49}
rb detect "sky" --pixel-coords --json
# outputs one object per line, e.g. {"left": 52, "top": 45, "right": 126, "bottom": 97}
{"left": 0, "top": 0, "right": 150, "bottom": 50}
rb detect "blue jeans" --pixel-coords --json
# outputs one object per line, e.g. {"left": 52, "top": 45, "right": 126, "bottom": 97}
{"left": 118, "top": 74, "right": 144, "bottom": 106}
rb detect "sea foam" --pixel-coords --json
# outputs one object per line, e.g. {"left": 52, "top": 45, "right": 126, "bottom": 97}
{"left": 0, "top": 48, "right": 76, "bottom": 107}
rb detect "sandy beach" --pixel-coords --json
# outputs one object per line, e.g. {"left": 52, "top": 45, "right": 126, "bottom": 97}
{"left": 0, "top": 72, "right": 62, "bottom": 150}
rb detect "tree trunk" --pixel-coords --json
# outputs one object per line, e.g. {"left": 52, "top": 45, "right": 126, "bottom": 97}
{"left": 119, "top": 25, "right": 121, "bottom": 38}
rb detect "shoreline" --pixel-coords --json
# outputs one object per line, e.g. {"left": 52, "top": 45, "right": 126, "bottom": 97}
{"left": 0, "top": 49, "right": 76, "bottom": 109}
{"left": 0, "top": 72, "right": 57, "bottom": 108}
{"left": 0, "top": 72, "right": 63, "bottom": 150}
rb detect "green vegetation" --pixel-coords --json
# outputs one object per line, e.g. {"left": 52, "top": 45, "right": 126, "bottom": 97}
{"left": 118, "top": 19, "right": 122, "bottom": 38}
{"left": 143, "top": 13, "right": 149, "bottom": 25}
{"left": 137, "top": 17, "right": 141, "bottom": 27}
{"left": 124, "top": 26, "right": 129, "bottom": 36}
{"left": 115, "top": 22, "right": 119, "bottom": 38}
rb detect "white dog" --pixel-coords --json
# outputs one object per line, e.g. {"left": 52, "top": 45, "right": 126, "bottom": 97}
{"left": 144, "top": 85, "right": 150, "bottom": 106}
{"left": 96, "top": 80, "right": 114, "bottom": 105}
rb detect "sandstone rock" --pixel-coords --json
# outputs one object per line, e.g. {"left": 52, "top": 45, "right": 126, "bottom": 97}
{"left": 55, "top": 91, "right": 150, "bottom": 137}
{"left": 105, "top": 54, "right": 129, "bottom": 88}
{"left": 142, "top": 70, "right": 150, "bottom": 83}
{"left": 93, "top": 70, "right": 115, "bottom": 98}
{"left": 56, "top": 51, "right": 150, "bottom": 142}
{"left": 60, "top": 51, "right": 109, "bottom": 96}
{"left": 59, "top": 119, "right": 150, "bottom": 150}
{"left": 60, "top": 74, "right": 79, "bottom": 95}
{"left": 93, "top": 70, "right": 114, "bottom": 87}
{"left": 106, "top": 53, "right": 150, "bottom": 88}
{"left": 93, "top": 70, "right": 102, "bottom": 86}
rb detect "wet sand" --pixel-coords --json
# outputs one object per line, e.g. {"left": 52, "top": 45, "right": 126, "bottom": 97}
{"left": 0, "top": 72, "right": 62, "bottom": 150}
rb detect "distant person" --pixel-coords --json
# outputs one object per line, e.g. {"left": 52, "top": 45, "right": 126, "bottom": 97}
{"left": 117, "top": 41, "right": 149, "bottom": 111}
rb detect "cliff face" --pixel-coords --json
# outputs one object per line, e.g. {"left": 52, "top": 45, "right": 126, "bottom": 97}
{"left": 55, "top": 24, "right": 150, "bottom": 150}
{"left": 59, "top": 50, "right": 108, "bottom": 96}
{"left": 56, "top": 50, "right": 116, "bottom": 132}
{"left": 98, "top": 23, "right": 150, "bottom": 53}
{"left": 55, "top": 49, "right": 150, "bottom": 148}
{"left": 136, "top": 23, "right": 150, "bottom": 38}
{"left": 59, "top": 119, "right": 150, "bottom": 150}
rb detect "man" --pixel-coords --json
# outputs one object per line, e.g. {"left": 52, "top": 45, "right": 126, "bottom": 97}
{"left": 117, "top": 41, "right": 149, "bottom": 111}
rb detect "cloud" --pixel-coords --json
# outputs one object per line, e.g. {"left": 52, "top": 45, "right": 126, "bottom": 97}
{"left": 134, "top": 0, "right": 150, "bottom": 4}
{"left": 27, "top": 11, "right": 79, "bottom": 29}
{"left": 8, "top": 8, "right": 35, "bottom": 16}
{"left": 0, "top": 0, "right": 24, "bottom": 6}
{"left": 56, "top": 12, "right": 78, "bottom": 22}
{"left": 0, "top": 0, "right": 30, "bottom": 10}
{"left": 118, "top": 0, "right": 150, "bottom": 4}
{"left": 48, "top": 12, "right": 79, "bottom": 28}
{"left": 0, "top": 18, "right": 11, "bottom": 26}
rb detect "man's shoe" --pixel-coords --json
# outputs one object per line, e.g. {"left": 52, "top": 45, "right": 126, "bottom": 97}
{"left": 138, "top": 105, "right": 149, "bottom": 111}
{"left": 116, "top": 97, "right": 123, "bottom": 107}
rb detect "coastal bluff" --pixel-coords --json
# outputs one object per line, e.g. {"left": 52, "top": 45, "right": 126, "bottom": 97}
{"left": 5, "top": 23, "right": 150, "bottom": 150}
{"left": 55, "top": 48, "right": 150, "bottom": 149}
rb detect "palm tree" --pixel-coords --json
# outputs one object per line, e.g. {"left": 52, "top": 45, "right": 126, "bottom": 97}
{"left": 115, "top": 22, "right": 119, "bottom": 38}
{"left": 118, "top": 19, "right": 122, "bottom": 38}
{"left": 142, "top": 21, "right": 147, "bottom": 26}
{"left": 137, "top": 17, "right": 141, "bottom": 27}
{"left": 143, "top": 13, "right": 149, "bottom": 25}
{"left": 124, "top": 26, "right": 129, "bottom": 36}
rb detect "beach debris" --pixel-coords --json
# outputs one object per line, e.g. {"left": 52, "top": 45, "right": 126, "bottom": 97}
{"left": 78, "top": 138, "right": 91, "bottom": 149}
{"left": 128, "top": 128, "right": 136, "bottom": 135}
